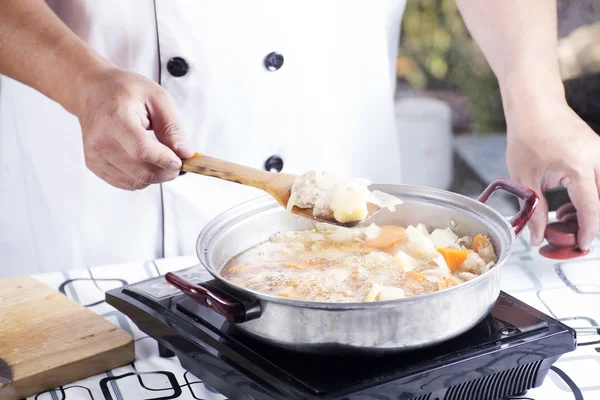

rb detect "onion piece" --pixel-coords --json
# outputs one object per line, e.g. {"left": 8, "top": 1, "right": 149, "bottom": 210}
{"left": 392, "top": 250, "right": 419, "bottom": 272}
{"left": 327, "top": 268, "right": 349, "bottom": 282}
{"left": 405, "top": 225, "right": 438, "bottom": 258}
{"left": 364, "top": 281, "right": 382, "bottom": 302}
{"left": 416, "top": 223, "right": 430, "bottom": 236}
{"left": 377, "top": 285, "right": 406, "bottom": 301}
{"left": 458, "top": 272, "right": 478, "bottom": 281}
{"left": 433, "top": 254, "right": 452, "bottom": 276}
{"left": 430, "top": 228, "right": 458, "bottom": 248}
{"left": 363, "top": 223, "right": 381, "bottom": 240}
{"left": 422, "top": 271, "right": 443, "bottom": 282}
{"left": 481, "top": 261, "right": 495, "bottom": 274}
{"left": 278, "top": 286, "right": 295, "bottom": 296}
{"left": 366, "top": 251, "right": 393, "bottom": 265}
{"left": 369, "top": 190, "right": 403, "bottom": 212}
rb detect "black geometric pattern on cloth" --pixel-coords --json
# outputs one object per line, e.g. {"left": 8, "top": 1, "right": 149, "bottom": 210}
{"left": 28, "top": 250, "right": 596, "bottom": 400}
{"left": 100, "top": 371, "right": 182, "bottom": 399}
{"left": 549, "top": 367, "right": 584, "bottom": 400}
{"left": 59, "top": 277, "right": 128, "bottom": 307}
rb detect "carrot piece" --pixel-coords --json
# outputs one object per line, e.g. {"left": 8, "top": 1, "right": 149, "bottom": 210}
{"left": 364, "top": 226, "right": 407, "bottom": 249}
{"left": 437, "top": 248, "right": 473, "bottom": 272}
{"left": 410, "top": 272, "right": 425, "bottom": 282}
{"left": 192, "top": 152, "right": 202, "bottom": 157}
{"left": 438, "top": 278, "right": 457, "bottom": 291}
{"left": 472, "top": 234, "right": 490, "bottom": 252}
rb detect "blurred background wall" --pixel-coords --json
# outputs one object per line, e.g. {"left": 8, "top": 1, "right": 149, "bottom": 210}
{"left": 395, "top": 0, "right": 600, "bottom": 135}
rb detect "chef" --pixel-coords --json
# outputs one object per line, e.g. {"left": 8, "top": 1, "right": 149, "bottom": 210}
{"left": 1, "top": 1, "right": 599, "bottom": 277}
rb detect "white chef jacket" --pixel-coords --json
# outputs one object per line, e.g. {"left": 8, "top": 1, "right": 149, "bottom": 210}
{"left": 0, "top": 0, "right": 406, "bottom": 277}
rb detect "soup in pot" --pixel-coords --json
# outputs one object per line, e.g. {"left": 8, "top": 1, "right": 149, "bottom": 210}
{"left": 221, "top": 222, "right": 498, "bottom": 303}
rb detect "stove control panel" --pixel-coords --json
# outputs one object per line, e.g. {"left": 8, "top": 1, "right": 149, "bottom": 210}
{"left": 128, "top": 266, "right": 212, "bottom": 300}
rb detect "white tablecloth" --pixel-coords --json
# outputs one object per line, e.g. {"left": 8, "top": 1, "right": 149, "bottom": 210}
{"left": 27, "top": 228, "right": 600, "bottom": 400}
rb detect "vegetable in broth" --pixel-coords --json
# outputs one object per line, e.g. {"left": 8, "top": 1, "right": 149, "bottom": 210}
{"left": 221, "top": 222, "right": 498, "bottom": 303}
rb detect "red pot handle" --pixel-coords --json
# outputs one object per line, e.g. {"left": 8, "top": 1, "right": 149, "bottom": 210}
{"left": 165, "top": 272, "right": 259, "bottom": 323}
{"left": 477, "top": 178, "right": 539, "bottom": 237}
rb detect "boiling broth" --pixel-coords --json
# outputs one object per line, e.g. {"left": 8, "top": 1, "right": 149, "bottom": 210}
{"left": 221, "top": 223, "right": 497, "bottom": 303}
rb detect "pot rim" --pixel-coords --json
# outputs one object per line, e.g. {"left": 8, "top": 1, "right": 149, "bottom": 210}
{"left": 196, "top": 183, "right": 516, "bottom": 310}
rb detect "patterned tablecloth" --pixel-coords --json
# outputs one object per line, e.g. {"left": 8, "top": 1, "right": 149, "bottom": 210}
{"left": 27, "top": 224, "right": 599, "bottom": 400}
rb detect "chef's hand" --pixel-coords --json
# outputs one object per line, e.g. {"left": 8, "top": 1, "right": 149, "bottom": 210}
{"left": 75, "top": 67, "right": 194, "bottom": 190}
{"left": 506, "top": 101, "right": 600, "bottom": 250}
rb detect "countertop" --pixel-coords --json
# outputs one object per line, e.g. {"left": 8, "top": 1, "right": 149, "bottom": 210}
{"left": 25, "top": 222, "right": 600, "bottom": 400}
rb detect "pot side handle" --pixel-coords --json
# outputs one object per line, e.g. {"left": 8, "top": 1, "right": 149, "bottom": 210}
{"left": 165, "top": 272, "right": 260, "bottom": 323}
{"left": 477, "top": 178, "right": 539, "bottom": 237}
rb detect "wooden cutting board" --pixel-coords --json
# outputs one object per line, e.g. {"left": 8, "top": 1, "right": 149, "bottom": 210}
{"left": 0, "top": 276, "right": 134, "bottom": 399}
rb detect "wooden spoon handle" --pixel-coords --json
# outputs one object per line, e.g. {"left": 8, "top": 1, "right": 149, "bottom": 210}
{"left": 181, "top": 154, "right": 273, "bottom": 191}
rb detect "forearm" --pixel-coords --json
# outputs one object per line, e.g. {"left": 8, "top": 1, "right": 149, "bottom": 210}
{"left": 0, "top": 0, "right": 115, "bottom": 115}
{"left": 455, "top": 0, "right": 565, "bottom": 120}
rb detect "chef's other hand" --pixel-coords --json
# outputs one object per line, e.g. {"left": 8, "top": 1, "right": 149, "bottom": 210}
{"left": 76, "top": 67, "right": 194, "bottom": 190}
{"left": 506, "top": 101, "right": 600, "bottom": 250}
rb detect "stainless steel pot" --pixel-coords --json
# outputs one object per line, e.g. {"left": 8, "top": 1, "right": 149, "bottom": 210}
{"left": 166, "top": 179, "right": 538, "bottom": 352}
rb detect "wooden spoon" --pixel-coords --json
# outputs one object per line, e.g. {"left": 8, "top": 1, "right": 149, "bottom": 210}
{"left": 181, "top": 153, "right": 380, "bottom": 227}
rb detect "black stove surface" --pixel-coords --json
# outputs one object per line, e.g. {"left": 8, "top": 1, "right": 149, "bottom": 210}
{"left": 107, "top": 271, "right": 576, "bottom": 400}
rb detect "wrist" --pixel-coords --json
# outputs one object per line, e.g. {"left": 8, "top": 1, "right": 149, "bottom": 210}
{"left": 67, "top": 63, "right": 119, "bottom": 118}
{"left": 499, "top": 67, "right": 567, "bottom": 127}
{"left": 500, "top": 69, "right": 567, "bottom": 134}
{"left": 51, "top": 33, "right": 117, "bottom": 117}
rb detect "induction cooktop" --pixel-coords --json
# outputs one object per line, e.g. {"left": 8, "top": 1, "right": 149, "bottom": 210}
{"left": 106, "top": 267, "right": 576, "bottom": 400}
